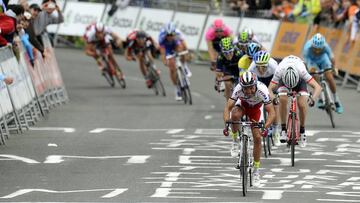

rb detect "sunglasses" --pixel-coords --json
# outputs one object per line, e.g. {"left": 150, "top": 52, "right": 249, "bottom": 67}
{"left": 215, "top": 29, "right": 224, "bottom": 33}
{"left": 222, "top": 49, "right": 234, "bottom": 55}
{"left": 166, "top": 33, "right": 176, "bottom": 36}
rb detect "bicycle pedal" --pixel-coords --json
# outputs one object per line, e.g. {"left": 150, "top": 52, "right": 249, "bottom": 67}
{"left": 235, "top": 164, "right": 240, "bottom": 169}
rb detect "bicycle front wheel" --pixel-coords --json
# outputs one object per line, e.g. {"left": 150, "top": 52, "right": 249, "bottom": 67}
{"left": 323, "top": 83, "right": 335, "bottom": 128}
{"left": 290, "top": 113, "right": 296, "bottom": 167}
{"left": 114, "top": 66, "right": 126, "bottom": 89}
{"left": 241, "top": 137, "right": 248, "bottom": 196}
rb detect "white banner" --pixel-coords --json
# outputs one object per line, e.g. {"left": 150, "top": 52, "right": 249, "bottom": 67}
{"left": 238, "top": 18, "right": 280, "bottom": 52}
{"left": 172, "top": 12, "right": 207, "bottom": 50}
{"left": 103, "top": 6, "right": 140, "bottom": 39}
{"left": 57, "top": 2, "right": 105, "bottom": 36}
{"left": 199, "top": 15, "right": 240, "bottom": 51}
{"left": 135, "top": 8, "right": 174, "bottom": 42}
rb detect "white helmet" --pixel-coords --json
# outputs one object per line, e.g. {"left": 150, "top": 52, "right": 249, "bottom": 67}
{"left": 95, "top": 22, "right": 104, "bottom": 32}
{"left": 282, "top": 66, "right": 299, "bottom": 89}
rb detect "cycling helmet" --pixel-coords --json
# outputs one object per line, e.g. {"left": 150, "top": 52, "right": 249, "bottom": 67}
{"left": 240, "top": 71, "right": 257, "bottom": 87}
{"left": 136, "top": 30, "right": 147, "bottom": 39}
{"left": 312, "top": 33, "right": 325, "bottom": 49}
{"left": 95, "top": 22, "right": 104, "bottom": 32}
{"left": 165, "top": 22, "right": 176, "bottom": 35}
{"left": 282, "top": 66, "right": 300, "bottom": 89}
{"left": 238, "top": 31, "right": 249, "bottom": 44}
{"left": 247, "top": 42, "right": 261, "bottom": 58}
{"left": 254, "top": 50, "right": 270, "bottom": 66}
{"left": 220, "top": 37, "right": 234, "bottom": 52}
{"left": 243, "top": 27, "right": 254, "bottom": 38}
{"left": 213, "top": 19, "right": 224, "bottom": 31}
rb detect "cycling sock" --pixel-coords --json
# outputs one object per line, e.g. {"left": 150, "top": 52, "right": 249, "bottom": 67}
{"left": 254, "top": 161, "right": 260, "bottom": 169}
{"left": 230, "top": 131, "right": 239, "bottom": 141}
{"left": 281, "top": 124, "right": 286, "bottom": 132}
{"left": 332, "top": 93, "right": 339, "bottom": 103}
{"left": 300, "top": 126, "right": 305, "bottom": 134}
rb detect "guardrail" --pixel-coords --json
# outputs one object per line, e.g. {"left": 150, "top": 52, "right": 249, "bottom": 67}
{"left": 0, "top": 34, "right": 69, "bottom": 145}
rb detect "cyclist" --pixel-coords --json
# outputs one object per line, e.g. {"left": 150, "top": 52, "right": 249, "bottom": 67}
{"left": 223, "top": 71, "right": 276, "bottom": 187}
{"left": 84, "top": 22, "right": 124, "bottom": 79}
{"left": 268, "top": 55, "right": 322, "bottom": 148}
{"left": 243, "top": 27, "right": 260, "bottom": 44}
{"left": 125, "top": 29, "right": 159, "bottom": 88}
{"left": 303, "top": 33, "right": 344, "bottom": 114}
{"left": 233, "top": 31, "right": 251, "bottom": 53}
{"left": 215, "top": 37, "right": 245, "bottom": 100}
{"left": 238, "top": 42, "right": 262, "bottom": 75}
{"left": 205, "top": 19, "right": 233, "bottom": 71}
{"left": 159, "top": 22, "right": 191, "bottom": 100}
{"left": 248, "top": 50, "right": 281, "bottom": 145}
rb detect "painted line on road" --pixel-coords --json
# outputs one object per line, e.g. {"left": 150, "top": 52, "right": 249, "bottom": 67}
{"left": 317, "top": 199, "right": 360, "bottom": 202}
{"left": 29, "top": 127, "right": 75, "bottom": 133}
{"left": 89, "top": 128, "right": 184, "bottom": 134}
{"left": 262, "top": 190, "right": 284, "bottom": 200}
{"left": 204, "top": 115, "right": 212, "bottom": 120}
{"left": 44, "top": 155, "right": 150, "bottom": 164}
{"left": 101, "top": 189, "right": 128, "bottom": 198}
{"left": 0, "top": 154, "right": 39, "bottom": 164}
{"left": 166, "top": 129, "right": 185, "bottom": 134}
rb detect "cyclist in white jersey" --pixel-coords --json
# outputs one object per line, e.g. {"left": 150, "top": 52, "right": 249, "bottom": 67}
{"left": 248, "top": 50, "right": 281, "bottom": 145}
{"left": 268, "top": 55, "right": 322, "bottom": 148}
{"left": 224, "top": 71, "right": 275, "bottom": 187}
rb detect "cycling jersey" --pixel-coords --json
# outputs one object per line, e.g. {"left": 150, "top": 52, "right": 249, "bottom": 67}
{"left": 216, "top": 48, "right": 245, "bottom": 77}
{"left": 303, "top": 39, "right": 333, "bottom": 71}
{"left": 248, "top": 58, "right": 279, "bottom": 86}
{"left": 83, "top": 23, "right": 112, "bottom": 45}
{"left": 238, "top": 55, "right": 252, "bottom": 73}
{"left": 205, "top": 25, "right": 232, "bottom": 53}
{"left": 158, "top": 28, "right": 184, "bottom": 56}
{"left": 271, "top": 55, "right": 313, "bottom": 85}
{"left": 126, "top": 30, "right": 155, "bottom": 55}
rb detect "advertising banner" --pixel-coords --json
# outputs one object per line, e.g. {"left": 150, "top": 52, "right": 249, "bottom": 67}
{"left": 238, "top": 18, "right": 280, "bottom": 51}
{"left": 199, "top": 15, "right": 240, "bottom": 51}
{"left": 57, "top": 2, "right": 105, "bottom": 36}
{"left": 103, "top": 6, "right": 140, "bottom": 39}
{"left": 135, "top": 8, "right": 174, "bottom": 41}
{"left": 172, "top": 12, "right": 207, "bottom": 50}
{"left": 271, "top": 22, "right": 309, "bottom": 59}
{"left": 334, "top": 31, "right": 353, "bottom": 72}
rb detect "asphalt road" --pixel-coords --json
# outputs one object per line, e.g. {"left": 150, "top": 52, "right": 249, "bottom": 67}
{"left": 0, "top": 48, "right": 360, "bottom": 202}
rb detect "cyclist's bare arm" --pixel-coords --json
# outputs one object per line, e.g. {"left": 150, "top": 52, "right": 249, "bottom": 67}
{"left": 264, "top": 103, "right": 276, "bottom": 129}
{"left": 84, "top": 43, "right": 97, "bottom": 58}
{"left": 110, "top": 32, "right": 123, "bottom": 48}
{"left": 223, "top": 99, "right": 236, "bottom": 123}
{"left": 207, "top": 40, "right": 217, "bottom": 62}
{"left": 268, "top": 82, "right": 277, "bottom": 100}
{"left": 160, "top": 47, "right": 166, "bottom": 65}
{"left": 124, "top": 47, "right": 133, "bottom": 61}
{"left": 308, "top": 79, "right": 322, "bottom": 101}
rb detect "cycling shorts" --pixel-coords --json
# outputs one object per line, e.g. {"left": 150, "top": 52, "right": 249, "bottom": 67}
{"left": 277, "top": 78, "right": 308, "bottom": 93}
{"left": 235, "top": 101, "right": 262, "bottom": 122}
{"left": 306, "top": 54, "right": 332, "bottom": 71}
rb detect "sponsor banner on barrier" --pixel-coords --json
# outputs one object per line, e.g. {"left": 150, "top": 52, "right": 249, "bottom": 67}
{"left": 238, "top": 18, "right": 280, "bottom": 51}
{"left": 46, "top": 0, "right": 66, "bottom": 33}
{"left": 271, "top": 22, "right": 309, "bottom": 59}
{"left": 334, "top": 31, "right": 353, "bottom": 72}
{"left": 350, "top": 40, "right": 360, "bottom": 75}
{"left": 136, "top": 8, "right": 174, "bottom": 42}
{"left": 199, "top": 15, "right": 240, "bottom": 51}
{"left": 172, "top": 12, "right": 207, "bottom": 50}
{"left": 0, "top": 48, "right": 14, "bottom": 115}
{"left": 307, "top": 26, "right": 329, "bottom": 40}
{"left": 58, "top": 2, "right": 105, "bottom": 36}
{"left": 103, "top": 6, "right": 140, "bottom": 39}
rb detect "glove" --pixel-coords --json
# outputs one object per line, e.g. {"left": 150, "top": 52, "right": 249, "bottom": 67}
{"left": 308, "top": 97, "right": 315, "bottom": 107}
{"left": 214, "top": 79, "right": 220, "bottom": 92}
{"left": 223, "top": 128, "right": 229, "bottom": 136}
{"left": 262, "top": 128, "right": 269, "bottom": 137}
{"left": 272, "top": 97, "right": 279, "bottom": 105}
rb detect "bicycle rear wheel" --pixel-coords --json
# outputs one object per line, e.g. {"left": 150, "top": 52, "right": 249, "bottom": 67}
{"left": 262, "top": 106, "right": 269, "bottom": 157}
{"left": 114, "top": 66, "right": 126, "bottom": 89}
{"left": 323, "top": 83, "right": 335, "bottom": 128}
{"left": 241, "top": 137, "right": 248, "bottom": 196}
{"left": 266, "top": 134, "right": 272, "bottom": 156}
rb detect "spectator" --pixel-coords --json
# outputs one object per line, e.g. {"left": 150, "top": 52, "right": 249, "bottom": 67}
{"left": 292, "top": 0, "right": 322, "bottom": 23}
{"left": 31, "top": 0, "right": 64, "bottom": 46}
{"left": 0, "top": 0, "right": 8, "bottom": 13}
{"left": 313, "top": 0, "right": 334, "bottom": 30}
{"left": 229, "top": 0, "right": 249, "bottom": 12}
{"left": 332, "top": 0, "right": 348, "bottom": 28}
{"left": 0, "top": 73, "right": 14, "bottom": 85}
{"left": 0, "top": 4, "right": 24, "bottom": 47}
{"left": 271, "top": 0, "right": 294, "bottom": 21}
{"left": 18, "top": 12, "right": 36, "bottom": 67}
{"left": 247, "top": 0, "right": 272, "bottom": 10}
{"left": 25, "top": 4, "right": 46, "bottom": 58}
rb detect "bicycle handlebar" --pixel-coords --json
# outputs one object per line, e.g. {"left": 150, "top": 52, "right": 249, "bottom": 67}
{"left": 309, "top": 69, "right": 332, "bottom": 75}
{"left": 165, "top": 50, "right": 189, "bottom": 60}
{"left": 225, "top": 120, "right": 264, "bottom": 128}
{"left": 216, "top": 75, "right": 238, "bottom": 82}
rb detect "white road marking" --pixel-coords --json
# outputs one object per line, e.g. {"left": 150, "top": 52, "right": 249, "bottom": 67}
{"left": 44, "top": 155, "right": 150, "bottom": 164}
{"left": 90, "top": 128, "right": 183, "bottom": 134}
{"left": 316, "top": 138, "right": 351, "bottom": 142}
{"left": 166, "top": 129, "right": 184, "bottom": 134}
{"left": 317, "top": 199, "right": 360, "bottom": 202}
{"left": 29, "top": 127, "right": 75, "bottom": 133}
{"left": 262, "top": 190, "right": 283, "bottom": 199}
{"left": 101, "top": 189, "right": 128, "bottom": 198}
{"left": 204, "top": 115, "right": 212, "bottom": 120}
{"left": 0, "top": 155, "right": 39, "bottom": 164}
{"left": 48, "top": 143, "right": 58, "bottom": 147}
{"left": 0, "top": 188, "right": 128, "bottom": 199}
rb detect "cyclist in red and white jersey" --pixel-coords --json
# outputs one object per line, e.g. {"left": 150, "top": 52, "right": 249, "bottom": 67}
{"left": 224, "top": 71, "right": 275, "bottom": 187}
{"left": 125, "top": 29, "right": 159, "bottom": 88}
{"left": 83, "top": 22, "right": 124, "bottom": 77}
{"left": 205, "top": 19, "right": 233, "bottom": 70}
{"left": 268, "top": 55, "right": 322, "bottom": 148}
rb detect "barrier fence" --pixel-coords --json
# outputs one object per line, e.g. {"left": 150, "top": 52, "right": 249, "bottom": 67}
{"left": 0, "top": 34, "right": 69, "bottom": 145}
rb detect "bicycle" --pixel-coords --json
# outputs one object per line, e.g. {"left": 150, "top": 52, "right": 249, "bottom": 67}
{"left": 310, "top": 69, "right": 335, "bottom": 128}
{"left": 144, "top": 50, "right": 166, "bottom": 96}
{"left": 224, "top": 120, "right": 264, "bottom": 196}
{"left": 166, "top": 50, "right": 192, "bottom": 105}
{"left": 97, "top": 46, "right": 126, "bottom": 88}
{"left": 274, "top": 91, "right": 311, "bottom": 167}
{"left": 261, "top": 105, "right": 273, "bottom": 158}
{"left": 215, "top": 75, "right": 238, "bottom": 93}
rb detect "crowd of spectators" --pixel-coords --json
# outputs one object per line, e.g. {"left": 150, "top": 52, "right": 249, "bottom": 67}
{"left": 0, "top": 0, "right": 63, "bottom": 67}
